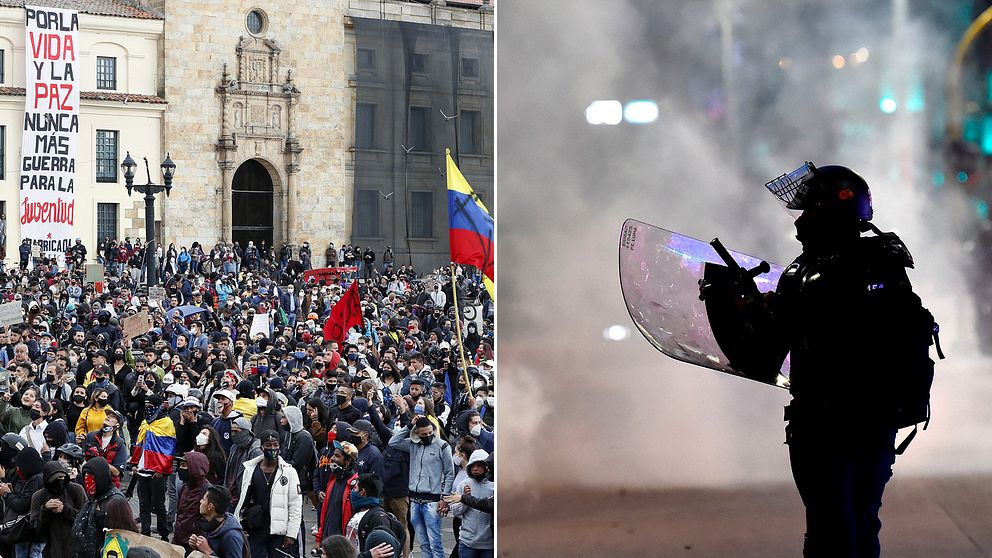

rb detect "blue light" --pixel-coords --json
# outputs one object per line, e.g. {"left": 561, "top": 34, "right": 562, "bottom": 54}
{"left": 977, "top": 200, "right": 989, "bottom": 219}
{"left": 932, "top": 172, "right": 945, "bottom": 187}
{"left": 623, "top": 100, "right": 659, "bottom": 124}
{"left": 958, "top": 171, "right": 969, "bottom": 183}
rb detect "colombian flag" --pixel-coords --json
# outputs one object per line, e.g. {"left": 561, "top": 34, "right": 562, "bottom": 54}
{"left": 131, "top": 416, "right": 176, "bottom": 474}
{"left": 446, "top": 149, "right": 495, "bottom": 299}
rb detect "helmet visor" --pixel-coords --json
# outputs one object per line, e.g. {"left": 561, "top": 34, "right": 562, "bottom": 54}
{"left": 765, "top": 162, "right": 816, "bottom": 215}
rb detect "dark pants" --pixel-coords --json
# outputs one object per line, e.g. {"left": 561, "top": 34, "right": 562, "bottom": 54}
{"left": 248, "top": 533, "right": 299, "bottom": 558}
{"left": 137, "top": 474, "right": 169, "bottom": 536}
{"left": 787, "top": 418, "right": 896, "bottom": 558}
{"left": 456, "top": 546, "right": 492, "bottom": 558}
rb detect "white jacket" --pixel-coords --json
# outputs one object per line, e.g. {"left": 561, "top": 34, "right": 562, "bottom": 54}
{"left": 234, "top": 455, "right": 303, "bottom": 539}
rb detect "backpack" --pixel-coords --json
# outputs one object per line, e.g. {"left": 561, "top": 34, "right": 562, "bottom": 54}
{"left": 889, "top": 300, "right": 943, "bottom": 454}
{"left": 860, "top": 230, "right": 945, "bottom": 454}
{"left": 356, "top": 505, "right": 406, "bottom": 551}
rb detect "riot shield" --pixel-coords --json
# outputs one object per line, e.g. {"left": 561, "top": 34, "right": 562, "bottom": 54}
{"left": 619, "top": 219, "right": 791, "bottom": 388}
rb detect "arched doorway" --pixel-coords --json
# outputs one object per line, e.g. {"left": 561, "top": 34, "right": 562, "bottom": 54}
{"left": 232, "top": 159, "right": 274, "bottom": 249}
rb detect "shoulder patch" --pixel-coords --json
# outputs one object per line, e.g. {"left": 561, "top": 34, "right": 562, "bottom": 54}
{"left": 280, "top": 476, "right": 288, "bottom": 486}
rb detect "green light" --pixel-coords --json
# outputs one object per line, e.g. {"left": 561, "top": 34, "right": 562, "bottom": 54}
{"left": 958, "top": 171, "right": 969, "bottom": 183}
{"left": 906, "top": 81, "right": 925, "bottom": 113}
{"left": 965, "top": 117, "right": 981, "bottom": 143}
{"left": 932, "top": 172, "right": 945, "bottom": 187}
{"left": 982, "top": 115, "right": 992, "bottom": 156}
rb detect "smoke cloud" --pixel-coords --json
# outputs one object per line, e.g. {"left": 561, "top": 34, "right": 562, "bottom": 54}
{"left": 498, "top": 0, "right": 992, "bottom": 493}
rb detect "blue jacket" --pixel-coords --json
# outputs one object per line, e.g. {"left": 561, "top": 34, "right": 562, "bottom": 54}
{"left": 206, "top": 512, "right": 245, "bottom": 558}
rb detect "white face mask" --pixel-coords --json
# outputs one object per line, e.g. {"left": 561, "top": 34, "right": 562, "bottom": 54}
{"left": 486, "top": 397, "right": 495, "bottom": 406}
{"left": 452, "top": 454, "right": 462, "bottom": 467}
{"left": 255, "top": 397, "right": 268, "bottom": 408}
{"left": 195, "top": 433, "right": 209, "bottom": 446}
{"left": 469, "top": 424, "right": 483, "bottom": 437}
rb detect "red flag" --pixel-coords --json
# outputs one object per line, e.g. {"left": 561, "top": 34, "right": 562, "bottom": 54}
{"left": 323, "top": 281, "right": 362, "bottom": 345}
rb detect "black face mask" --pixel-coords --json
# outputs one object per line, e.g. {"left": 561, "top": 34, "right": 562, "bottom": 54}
{"left": 198, "top": 517, "right": 222, "bottom": 533}
{"left": 263, "top": 448, "right": 279, "bottom": 461}
{"left": 45, "top": 476, "right": 68, "bottom": 496}
{"left": 231, "top": 430, "right": 252, "bottom": 447}
{"left": 336, "top": 394, "right": 348, "bottom": 406}
{"left": 29, "top": 409, "right": 42, "bottom": 420}
{"left": 178, "top": 468, "right": 189, "bottom": 482}
{"left": 72, "top": 394, "right": 86, "bottom": 403}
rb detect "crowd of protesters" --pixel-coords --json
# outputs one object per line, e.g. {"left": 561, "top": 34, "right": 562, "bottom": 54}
{"left": 0, "top": 237, "right": 495, "bottom": 558}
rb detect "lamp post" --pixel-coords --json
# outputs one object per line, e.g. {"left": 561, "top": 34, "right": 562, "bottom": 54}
{"left": 121, "top": 151, "right": 175, "bottom": 286}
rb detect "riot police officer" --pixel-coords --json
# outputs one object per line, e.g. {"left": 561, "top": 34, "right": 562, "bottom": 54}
{"left": 711, "top": 163, "right": 937, "bottom": 557}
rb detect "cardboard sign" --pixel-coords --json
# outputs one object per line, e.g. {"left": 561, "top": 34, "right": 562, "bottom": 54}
{"left": 0, "top": 301, "right": 23, "bottom": 328}
{"left": 249, "top": 313, "right": 269, "bottom": 339}
{"left": 104, "top": 529, "right": 185, "bottom": 558}
{"left": 148, "top": 286, "right": 167, "bottom": 301}
{"left": 121, "top": 310, "right": 151, "bottom": 339}
{"left": 85, "top": 263, "right": 103, "bottom": 283}
{"left": 30, "top": 244, "right": 40, "bottom": 258}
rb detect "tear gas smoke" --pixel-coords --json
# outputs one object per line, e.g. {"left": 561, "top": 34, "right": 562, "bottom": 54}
{"left": 499, "top": 0, "right": 992, "bottom": 494}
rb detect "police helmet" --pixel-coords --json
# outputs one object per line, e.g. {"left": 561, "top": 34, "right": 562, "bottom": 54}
{"left": 765, "top": 162, "right": 872, "bottom": 221}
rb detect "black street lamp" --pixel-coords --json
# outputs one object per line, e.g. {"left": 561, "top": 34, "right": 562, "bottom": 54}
{"left": 122, "top": 151, "right": 175, "bottom": 286}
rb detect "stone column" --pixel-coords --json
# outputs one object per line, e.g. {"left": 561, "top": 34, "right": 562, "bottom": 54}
{"left": 220, "top": 161, "right": 234, "bottom": 241}
{"left": 217, "top": 65, "right": 236, "bottom": 243}
{"left": 286, "top": 168, "right": 298, "bottom": 244}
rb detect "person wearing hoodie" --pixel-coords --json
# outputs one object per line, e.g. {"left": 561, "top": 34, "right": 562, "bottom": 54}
{"left": 282, "top": 406, "right": 316, "bottom": 487}
{"left": 189, "top": 485, "right": 245, "bottom": 558}
{"left": 30, "top": 461, "right": 87, "bottom": 558}
{"left": 42, "top": 420, "right": 70, "bottom": 461}
{"left": 387, "top": 417, "right": 454, "bottom": 558}
{"left": 233, "top": 430, "right": 303, "bottom": 558}
{"left": 224, "top": 417, "right": 262, "bottom": 506}
{"left": 447, "top": 450, "right": 493, "bottom": 558}
{"left": 0, "top": 447, "right": 46, "bottom": 558}
{"left": 70, "top": 457, "right": 131, "bottom": 558}
{"left": 172, "top": 451, "right": 211, "bottom": 552}
{"left": 316, "top": 441, "right": 359, "bottom": 545}
{"left": 455, "top": 411, "right": 493, "bottom": 455}
{"left": 250, "top": 387, "right": 284, "bottom": 437}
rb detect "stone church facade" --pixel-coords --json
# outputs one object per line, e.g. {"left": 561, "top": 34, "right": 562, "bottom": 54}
{"left": 147, "top": 0, "right": 493, "bottom": 267}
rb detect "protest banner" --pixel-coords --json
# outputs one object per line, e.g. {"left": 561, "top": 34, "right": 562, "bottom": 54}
{"left": 250, "top": 313, "right": 269, "bottom": 339}
{"left": 121, "top": 310, "right": 151, "bottom": 339}
{"left": 303, "top": 266, "right": 357, "bottom": 283}
{"left": 20, "top": 6, "right": 79, "bottom": 261}
{"left": 0, "top": 301, "right": 23, "bottom": 328}
{"left": 85, "top": 262, "right": 102, "bottom": 283}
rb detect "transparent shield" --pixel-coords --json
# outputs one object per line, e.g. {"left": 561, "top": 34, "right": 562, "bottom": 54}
{"left": 619, "top": 219, "right": 791, "bottom": 388}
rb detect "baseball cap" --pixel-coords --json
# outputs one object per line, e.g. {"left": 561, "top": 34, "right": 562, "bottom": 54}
{"left": 332, "top": 440, "right": 358, "bottom": 460}
{"left": 212, "top": 389, "right": 238, "bottom": 402}
{"left": 347, "top": 419, "right": 374, "bottom": 435}
{"left": 178, "top": 396, "right": 202, "bottom": 409}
